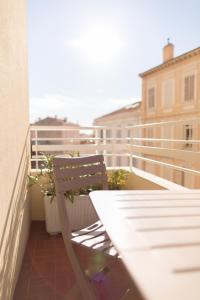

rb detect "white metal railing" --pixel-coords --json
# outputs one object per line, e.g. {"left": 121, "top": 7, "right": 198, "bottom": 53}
{"left": 30, "top": 118, "right": 200, "bottom": 188}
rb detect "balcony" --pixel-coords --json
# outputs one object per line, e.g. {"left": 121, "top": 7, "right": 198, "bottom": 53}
{"left": 10, "top": 119, "right": 200, "bottom": 299}
{"left": 30, "top": 118, "right": 200, "bottom": 187}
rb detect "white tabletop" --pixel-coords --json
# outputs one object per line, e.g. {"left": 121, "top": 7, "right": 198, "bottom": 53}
{"left": 90, "top": 190, "right": 200, "bottom": 300}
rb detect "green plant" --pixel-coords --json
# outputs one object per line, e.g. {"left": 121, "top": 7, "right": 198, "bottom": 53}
{"left": 107, "top": 169, "right": 129, "bottom": 190}
{"left": 28, "top": 151, "right": 96, "bottom": 203}
{"left": 29, "top": 154, "right": 130, "bottom": 203}
{"left": 28, "top": 153, "right": 56, "bottom": 201}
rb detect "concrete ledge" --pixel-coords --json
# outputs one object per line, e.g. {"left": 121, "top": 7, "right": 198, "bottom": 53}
{"left": 30, "top": 167, "right": 187, "bottom": 221}
{"left": 128, "top": 167, "right": 188, "bottom": 191}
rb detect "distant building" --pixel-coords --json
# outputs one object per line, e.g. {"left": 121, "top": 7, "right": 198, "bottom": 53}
{"left": 31, "top": 117, "right": 81, "bottom": 168}
{"left": 94, "top": 101, "right": 141, "bottom": 167}
{"left": 140, "top": 42, "right": 200, "bottom": 187}
{"left": 32, "top": 116, "right": 80, "bottom": 145}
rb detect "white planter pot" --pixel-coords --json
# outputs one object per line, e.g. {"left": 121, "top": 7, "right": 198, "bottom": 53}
{"left": 44, "top": 195, "right": 98, "bottom": 234}
{"left": 44, "top": 195, "right": 61, "bottom": 234}
{"left": 65, "top": 195, "right": 98, "bottom": 230}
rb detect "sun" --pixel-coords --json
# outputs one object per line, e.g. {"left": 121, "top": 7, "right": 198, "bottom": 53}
{"left": 69, "top": 24, "right": 123, "bottom": 64}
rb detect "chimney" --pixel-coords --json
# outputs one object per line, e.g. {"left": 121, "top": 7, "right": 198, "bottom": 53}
{"left": 163, "top": 38, "right": 174, "bottom": 62}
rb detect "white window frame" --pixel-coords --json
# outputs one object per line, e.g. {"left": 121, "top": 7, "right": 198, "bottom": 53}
{"left": 184, "top": 124, "right": 193, "bottom": 148}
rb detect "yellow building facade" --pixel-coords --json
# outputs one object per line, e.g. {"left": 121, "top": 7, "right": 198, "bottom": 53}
{"left": 140, "top": 42, "right": 200, "bottom": 187}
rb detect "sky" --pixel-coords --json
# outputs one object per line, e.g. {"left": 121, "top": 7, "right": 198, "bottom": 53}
{"left": 28, "top": 0, "right": 200, "bottom": 125}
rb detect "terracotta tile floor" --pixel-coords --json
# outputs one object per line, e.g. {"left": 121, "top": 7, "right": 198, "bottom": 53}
{"left": 14, "top": 221, "right": 139, "bottom": 300}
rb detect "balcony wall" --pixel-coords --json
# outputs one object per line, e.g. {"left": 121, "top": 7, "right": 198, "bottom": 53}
{"left": 30, "top": 168, "right": 187, "bottom": 221}
{"left": 0, "top": 1, "right": 30, "bottom": 299}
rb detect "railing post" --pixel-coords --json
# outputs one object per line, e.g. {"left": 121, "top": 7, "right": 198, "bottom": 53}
{"left": 35, "top": 129, "right": 39, "bottom": 170}
{"left": 95, "top": 127, "right": 100, "bottom": 155}
{"left": 129, "top": 127, "right": 133, "bottom": 171}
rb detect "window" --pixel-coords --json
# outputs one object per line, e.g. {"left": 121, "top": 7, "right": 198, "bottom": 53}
{"left": 100, "top": 129, "right": 104, "bottom": 143}
{"left": 106, "top": 152, "right": 112, "bottom": 167}
{"left": 184, "top": 75, "right": 195, "bottom": 102}
{"left": 116, "top": 129, "right": 122, "bottom": 144}
{"left": 148, "top": 87, "right": 155, "bottom": 110}
{"left": 127, "top": 129, "right": 131, "bottom": 144}
{"left": 184, "top": 124, "right": 193, "bottom": 148}
{"left": 163, "top": 79, "right": 174, "bottom": 110}
{"left": 106, "top": 129, "right": 111, "bottom": 144}
{"left": 116, "top": 129, "right": 121, "bottom": 138}
{"left": 116, "top": 156, "right": 121, "bottom": 166}
{"left": 100, "top": 129, "right": 103, "bottom": 139}
{"left": 106, "top": 129, "right": 111, "bottom": 138}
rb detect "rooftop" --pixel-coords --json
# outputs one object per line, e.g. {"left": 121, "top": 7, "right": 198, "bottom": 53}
{"left": 94, "top": 101, "right": 141, "bottom": 121}
{"left": 139, "top": 46, "right": 200, "bottom": 77}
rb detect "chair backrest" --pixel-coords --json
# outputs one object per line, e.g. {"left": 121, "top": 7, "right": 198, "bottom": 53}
{"left": 54, "top": 154, "right": 108, "bottom": 194}
{"left": 53, "top": 154, "right": 108, "bottom": 233}
{"left": 53, "top": 155, "right": 108, "bottom": 300}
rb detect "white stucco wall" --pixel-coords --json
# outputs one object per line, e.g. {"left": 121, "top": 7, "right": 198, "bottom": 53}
{"left": 0, "top": 1, "right": 30, "bottom": 299}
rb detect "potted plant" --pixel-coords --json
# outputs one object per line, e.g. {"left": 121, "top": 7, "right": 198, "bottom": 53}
{"left": 29, "top": 153, "right": 99, "bottom": 234}
{"left": 29, "top": 153, "right": 129, "bottom": 234}
{"left": 28, "top": 153, "right": 60, "bottom": 234}
{"left": 107, "top": 169, "right": 129, "bottom": 190}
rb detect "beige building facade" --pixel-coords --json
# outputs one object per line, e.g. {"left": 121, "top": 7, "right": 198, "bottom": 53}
{"left": 94, "top": 101, "right": 141, "bottom": 168}
{"left": 140, "top": 42, "right": 200, "bottom": 187}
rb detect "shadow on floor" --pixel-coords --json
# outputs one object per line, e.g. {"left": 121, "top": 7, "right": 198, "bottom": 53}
{"left": 14, "top": 221, "right": 141, "bottom": 300}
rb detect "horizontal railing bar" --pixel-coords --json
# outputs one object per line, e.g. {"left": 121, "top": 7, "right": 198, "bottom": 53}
{"left": 126, "top": 118, "right": 200, "bottom": 129}
{"left": 30, "top": 122, "right": 200, "bottom": 176}
{"left": 130, "top": 145, "right": 200, "bottom": 163}
{"left": 31, "top": 137, "right": 99, "bottom": 141}
{"left": 130, "top": 154, "right": 200, "bottom": 176}
{"left": 129, "top": 138, "right": 200, "bottom": 144}
{"left": 31, "top": 137, "right": 126, "bottom": 141}
{"left": 30, "top": 125, "right": 104, "bottom": 131}
{"left": 31, "top": 136, "right": 200, "bottom": 144}
{"left": 30, "top": 152, "right": 130, "bottom": 162}
{"left": 31, "top": 144, "right": 122, "bottom": 152}
{"left": 30, "top": 118, "right": 200, "bottom": 132}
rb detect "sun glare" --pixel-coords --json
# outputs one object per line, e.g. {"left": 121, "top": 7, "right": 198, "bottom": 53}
{"left": 69, "top": 25, "right": 123, "bottom": 63}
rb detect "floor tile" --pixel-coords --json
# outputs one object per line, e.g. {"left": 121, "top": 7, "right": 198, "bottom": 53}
{"left": 14, "top": 221, "right": 134, "bottom": 300}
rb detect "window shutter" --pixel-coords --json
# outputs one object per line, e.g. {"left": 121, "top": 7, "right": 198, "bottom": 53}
{"left": 184, "top": 75, "right": 195, "bottom": 102}
{"left": 148, "top": 87, "right": 155, "bottom": 109}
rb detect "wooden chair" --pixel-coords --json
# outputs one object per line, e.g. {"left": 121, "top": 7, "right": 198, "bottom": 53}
{"left": 53, "top": 155, "right": 119, "bottom": 300}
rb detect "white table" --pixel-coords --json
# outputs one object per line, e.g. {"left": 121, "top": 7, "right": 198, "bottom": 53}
{"left": 90, "top": 190, "right": 200, "bottom": 300}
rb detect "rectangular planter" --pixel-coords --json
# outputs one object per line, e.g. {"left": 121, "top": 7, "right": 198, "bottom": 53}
{"left": 44, "top": 195, "right": 98, "bottom": 234}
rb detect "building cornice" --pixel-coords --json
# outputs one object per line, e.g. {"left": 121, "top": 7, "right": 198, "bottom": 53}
{"left": 94, "top": 101, "right": 141, "bottom": 122}
{"left": 139, "top": 47, "right": 200, "bottom": 78}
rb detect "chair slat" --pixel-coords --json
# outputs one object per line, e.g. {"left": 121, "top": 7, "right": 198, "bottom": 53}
{"left": 58, "top": 174, "right": 108, "bottom": 192}
{"left": 72, "top": 220, "right": 104, "bottom": 236}
{"left": 54, "top": 154, "right": 104, "bottom": 167}
{"left": 56, "top": 163, "right": 106, "bottom": 178}
{"left": 72, "top": 225, "right": 106, "bottom": 244}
